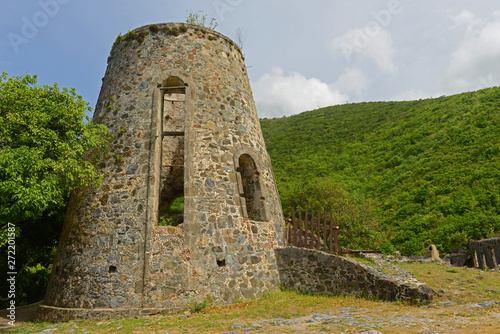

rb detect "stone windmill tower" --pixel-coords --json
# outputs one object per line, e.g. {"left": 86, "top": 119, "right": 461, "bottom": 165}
{"left": 38, "top": 23, "right": 286, "bottom": 320}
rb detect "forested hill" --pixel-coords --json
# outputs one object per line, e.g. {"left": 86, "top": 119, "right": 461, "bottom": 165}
{"left": 260, "top": 86, "right": 500, "bottom": 255}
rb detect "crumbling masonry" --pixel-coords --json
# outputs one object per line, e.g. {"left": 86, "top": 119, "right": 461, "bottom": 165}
{"left": 38, "top": 23, "right": 286, "bottom": 320}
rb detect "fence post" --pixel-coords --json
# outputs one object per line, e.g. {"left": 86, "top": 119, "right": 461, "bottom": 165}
{"left": 316, "top": 210, "right": 321, "bottom": 250}
{"left": 329, "top": 211, "right": 333, "bottom": 253}
{"left": 322, "top": 210, "right": 327, "bottom": 252}
{"left": 288, "top": 208, "right": 340, "bottom": 254}
{"left": 298, "top": 208, "right": 303, "bottom": 248}
{"left": 334, "top": 225, "right": 339, "bottom": 254}
{"left": 286, "top": 218, "right": 291, "bottom": 246}
{"left": 310, "top": 209, "right": 314, "bottom": 249}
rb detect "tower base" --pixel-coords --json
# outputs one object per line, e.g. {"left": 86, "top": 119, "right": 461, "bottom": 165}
{"left": 36, "top": 304, "right": 182, "bottom": 322}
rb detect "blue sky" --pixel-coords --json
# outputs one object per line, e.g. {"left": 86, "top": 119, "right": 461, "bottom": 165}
{"left": 2, "top": 0, "right": 500, "bottom": 118}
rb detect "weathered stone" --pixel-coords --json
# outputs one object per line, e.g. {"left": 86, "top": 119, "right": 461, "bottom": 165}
{"left": 275, "top": 247, "right": 433, "bottom": 304}
{"left": 469, "top": 237, "right": 500, "bottom": 269}
{"left": 251, "top": 256, "right": 261, "bottom": 264}
{"left": 426, "top": 244, "right": 440, "bottom": 261}
{"left": 241, "top": 290, "right": 254, "bottom": 299}
{"left": 126, "top": 164, "right": 139, "bottom": 175}
{"left": 39, "top": 22, "right": 285, "bottom": 322}
{"left": 110, "top": 296, "right": 127, "bottom": 308}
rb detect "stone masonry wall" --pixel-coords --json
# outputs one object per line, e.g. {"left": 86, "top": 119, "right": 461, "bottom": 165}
{"left": 276, "top": 247, "right": 433, "bottom": 304}
{"left": 40, "top": 23, "right": 285, "bottom": 320}
{"left": 469, "top": 237, "right": 500, "bottom": 269}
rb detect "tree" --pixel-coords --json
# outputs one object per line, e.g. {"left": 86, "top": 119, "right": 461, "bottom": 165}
{"left": 0, "top": 72, "right": 108, "bottom": 307}
{"left": 282, "top": 178, "right": 390, "bottom": 251}
{"left": 0, "top": 72, "right": 108, "bottom": 242}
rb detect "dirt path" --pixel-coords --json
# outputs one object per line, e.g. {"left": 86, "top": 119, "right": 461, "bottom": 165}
{"left": 0, "top": 305, "right": 38, "bottom": 330}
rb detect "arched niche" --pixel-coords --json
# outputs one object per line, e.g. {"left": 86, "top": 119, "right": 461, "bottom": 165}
{"left": 236, "top": 153, "right": 267, "bottom": 221}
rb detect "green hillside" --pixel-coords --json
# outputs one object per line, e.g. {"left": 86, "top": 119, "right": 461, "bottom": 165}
{"left": 260, "top": 87, "right": 500, "bottom": 255}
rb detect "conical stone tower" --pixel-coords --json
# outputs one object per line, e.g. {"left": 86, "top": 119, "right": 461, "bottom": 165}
{"left": 38, "top": 23, "right": 286, "bottom": 320}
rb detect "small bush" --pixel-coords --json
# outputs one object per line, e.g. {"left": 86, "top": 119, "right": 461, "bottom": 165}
{"left": 123, "top": 30, "right": 148, "bottom": 45}
{"left": 149, "top": 24, "right": 160, "bottom": 33}
{"left": 189, "top": 295, "right": 211, "bottom": 312}
{"left": 170, "top": 27, "right": 179, "bottom": 37}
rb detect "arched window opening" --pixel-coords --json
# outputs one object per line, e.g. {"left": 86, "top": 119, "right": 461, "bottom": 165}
{"left": 158, "top": 77, "right": 186, "bottom": 226}
{"left": 237, "top": 154, "right": 266, "bottom": 221}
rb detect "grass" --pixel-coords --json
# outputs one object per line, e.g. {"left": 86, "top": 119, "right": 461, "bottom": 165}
{"left": 398, "top": 262, "right": 500, "bottom": 304}
{"left": 3, "top": 263, "right": 499, "bottom": 333}
{"left": 5, "top": 292, "right": 391, "bottom": 334}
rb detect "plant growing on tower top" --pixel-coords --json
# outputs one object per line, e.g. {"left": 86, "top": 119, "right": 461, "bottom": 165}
{"left": 185, "top": 10, "right": 218, "bottom": 29}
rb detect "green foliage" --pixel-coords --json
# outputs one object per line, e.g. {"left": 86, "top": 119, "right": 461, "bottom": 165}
{"left": 149, "top": 24, "right": 160, "bottom": 33}
{"left": 186, "top": 10, "right": 218, "bottom": 29}
{"left": 261, "top": 87, "right": 500, "bottom": 255}
{"left": 0, "top": 73, "right": 108, "bottom": 306}
{"left": 158, "top": 216, "right": 178, "bottom": 227}
{"left": 170, "top": 27, "right": 180, "bottom": 37}
{"left": 115, "top": 154, "right": 123, "bottom": 164}
{"left": 282, "top": 179, "right": 386, "bottom": 250}
{"left": 0, "top": 206, "right": 64, "bottom": 308}
{"left": 168, "top": 196, "right": 184, "bottom": 214}
{"left": 159, "top": 197, "right": 184, "bottom": 226}
{"left": 189, "top": 295, "right": 211, "bottom": 312}
{"left": 123, "top": 29, "right": 148, "bottom": 45}
{"left": 0, "top": 72, "right": 109, "bottom": 229}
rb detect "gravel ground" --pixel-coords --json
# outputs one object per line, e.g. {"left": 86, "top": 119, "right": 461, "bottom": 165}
{"left": 2, "top": 301, "right": 499, "bottom": 333}
{"left": 221, "top": 303, "right": 500, "bottom": 334}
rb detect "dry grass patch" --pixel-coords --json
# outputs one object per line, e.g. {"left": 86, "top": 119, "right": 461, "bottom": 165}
{"left": 398, "top": 262, "right": 500, "bottom": 304}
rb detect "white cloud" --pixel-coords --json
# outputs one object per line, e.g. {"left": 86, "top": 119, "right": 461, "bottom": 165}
{"left": 330, "top": 26, "right": 397, "bottom": 74}
{"left": 391, "top": 89, "right": 441, "bottom": 102}
{"left": 330, "top": 67, "right": 370, "bottom": 97}
{"left": 451, "top": 10, "right": 478, "bottom": 28}
{"left": 441, "top": 10, "right": 500, "bottom": 92}
{"left": 252, "top": 67, "right": 348, "bottom": 118}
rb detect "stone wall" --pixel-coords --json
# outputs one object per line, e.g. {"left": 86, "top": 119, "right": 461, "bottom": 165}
{"left": 469, "top": 237, "right": 500, "bottom": 269}
{"left": 39, "top": 23, "right": 285, "bottom": 320}
{"left": 275, "top": 247, "right": 433, "bottom": 304}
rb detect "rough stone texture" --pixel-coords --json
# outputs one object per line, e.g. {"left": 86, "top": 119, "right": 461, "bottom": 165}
{"left": 449, "top": 251, "right": 472, "bottom": 267}
{"left": 39, "top": 23, "right": 285, "bottom": 321}
{"left": 426, "top": 244, "right": 440, "bottom": 261}
{"left": 275, "top": 247, "right": 433, "bottom": 304}
{"left": 469, "top": 237, "right": 500, "bottom": 269}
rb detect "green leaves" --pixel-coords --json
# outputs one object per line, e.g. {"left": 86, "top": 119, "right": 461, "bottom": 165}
{"left": 281, "top": 178, "right": 386, "bottom": 251}
{"left": 261, "top": 86, "right": 500, "bottom": 255}
{"left": 0, "top": 72, "right": 108, "bottom": 226}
